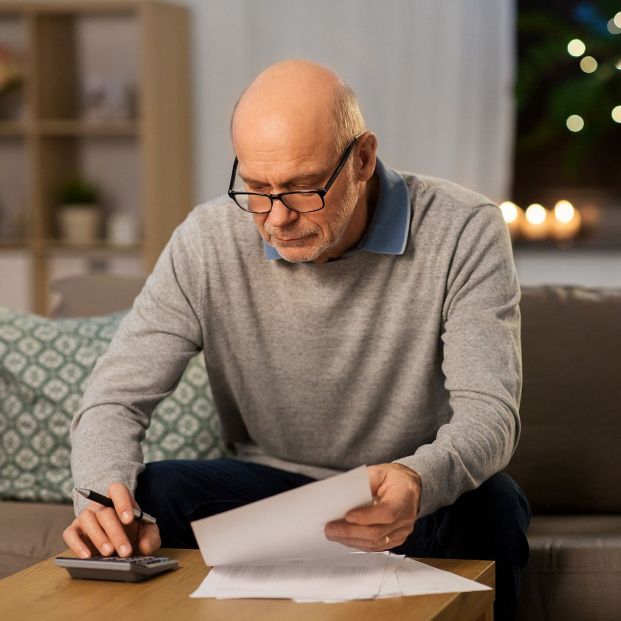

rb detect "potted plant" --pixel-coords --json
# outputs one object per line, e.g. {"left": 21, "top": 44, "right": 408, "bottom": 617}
{"left": 55, "top": 179, "right": 102, "bottom": 244}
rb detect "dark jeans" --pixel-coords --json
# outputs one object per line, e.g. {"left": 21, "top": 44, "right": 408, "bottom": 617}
{"left": 135, "top": 458, "right": 530, "bottom": 621}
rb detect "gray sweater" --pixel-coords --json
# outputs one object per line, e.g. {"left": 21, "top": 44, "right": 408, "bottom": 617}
{"left": 70, "top": 170, "right": 522, "bottom": 519}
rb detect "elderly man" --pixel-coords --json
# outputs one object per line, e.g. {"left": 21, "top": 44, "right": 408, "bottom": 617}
{"left": 64, "top": 60, "right": 529, "bottom": 620}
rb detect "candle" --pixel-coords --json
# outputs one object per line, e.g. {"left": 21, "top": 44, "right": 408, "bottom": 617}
{"left": 499, "top": 201, "right": 525, "bottom": 240}
{"left": 551, "top": 200, "right": 582, "bottom": 241}
{"left": 521, "top": 203, "right": 550, "bottom": 240}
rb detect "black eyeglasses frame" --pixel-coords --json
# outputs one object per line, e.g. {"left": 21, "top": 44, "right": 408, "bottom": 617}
{"left": 227, "top": 132, "right": 364, "bottom": 214}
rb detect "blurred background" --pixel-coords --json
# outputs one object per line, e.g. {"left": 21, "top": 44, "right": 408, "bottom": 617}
{"left": 0, "top": 0, "right": 620, "bottom": 314}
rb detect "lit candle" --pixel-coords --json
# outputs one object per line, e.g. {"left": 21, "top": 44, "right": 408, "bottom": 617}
{"left": 521, "top": 203, "right": 550, "bottom": 240}
{"left": 551, "top": 200, "right": 582, "bottom": 241}
{"left": 498, "top": 201, "right": 525, "bottom": 240}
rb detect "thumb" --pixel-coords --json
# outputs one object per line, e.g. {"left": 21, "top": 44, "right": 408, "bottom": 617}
{"left": 367, "top": 464, "right": 390, "bottom": 496}
{"left": 137, "top": 523, "right": 161, "bottom": 555}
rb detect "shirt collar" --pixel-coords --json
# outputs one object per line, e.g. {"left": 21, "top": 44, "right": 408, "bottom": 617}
{"left": 263, "top": 156, "right": 411, "bottom": 260}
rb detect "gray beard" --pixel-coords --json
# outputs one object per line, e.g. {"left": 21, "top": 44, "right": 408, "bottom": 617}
{"left": 266, "top": 180, "right": 358, "bottom": 263}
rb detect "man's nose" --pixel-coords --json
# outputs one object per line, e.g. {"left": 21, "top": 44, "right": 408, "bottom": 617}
{"left": 266, "top": 198, "right": 299, "bottom": 227}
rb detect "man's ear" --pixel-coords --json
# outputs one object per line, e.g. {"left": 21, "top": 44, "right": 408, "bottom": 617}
{"left": 356, "top": 132, "right": 378, "bottom": 182}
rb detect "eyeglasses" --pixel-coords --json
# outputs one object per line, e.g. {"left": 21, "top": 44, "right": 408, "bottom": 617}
{"left": 228, "top": 133, "right": 363, "bottom": 214}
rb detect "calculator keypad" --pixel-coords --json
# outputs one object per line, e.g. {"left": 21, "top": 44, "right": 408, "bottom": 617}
{"left": 93, "top": 555, "right": 171, "bottom": 566}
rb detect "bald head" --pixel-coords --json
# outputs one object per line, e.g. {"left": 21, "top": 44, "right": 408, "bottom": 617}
{"left": 228, "top": 60, "right": 378, "bottom": 264}
{"left": 231, "top": 60, "right": 365, "bottom": 156}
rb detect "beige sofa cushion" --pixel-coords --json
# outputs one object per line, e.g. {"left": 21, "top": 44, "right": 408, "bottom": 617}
{"left": 518, "top": 515, "right": 621, "bottom": 621}
{"left": 0, "top": 501, "right": 74, "bottom": 579}
{"left": 506, "top": 286, "right": 621, "bottom": 514}
{"left": 49, "top": 274, "right": 145, "bottom": 318}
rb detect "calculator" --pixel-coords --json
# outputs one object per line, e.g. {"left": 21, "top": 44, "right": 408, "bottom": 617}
{"left": 55, "top": 555, "right": 179, "bottom": 582}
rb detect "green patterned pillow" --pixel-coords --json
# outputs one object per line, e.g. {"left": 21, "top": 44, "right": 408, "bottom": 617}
{"left": 0, "top": 307, "right": 226, "bottom": 503}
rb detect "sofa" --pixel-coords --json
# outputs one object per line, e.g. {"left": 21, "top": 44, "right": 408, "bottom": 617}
{"left": 1, "top": 281, "right": 620, "bottom": 621}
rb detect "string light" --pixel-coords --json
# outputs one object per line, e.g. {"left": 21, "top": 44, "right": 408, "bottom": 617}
{"left": 566, "top": 115, "right": 584, "bottom": 132}
{"left": 499, "top": 201, "right": 519, "bottom": 224}
{"left": 522, "top": 204, "right": 550, "bottom": 240}
{"left": 579, "top": 56, "right": 598, "bottom": 73}
{"left": 612, "top": 105, "right": 621, "bottom": 123}
{"left": 567, "top": 39, "right": 586, "bottom": 56}
{"left": 552, "top": 200, "right": 581, "bottom": 241}
{"left": 498, "top": 201, "right": 524, "bottom": 239}
{"left": 610, "top": 15, "right": 621, "bottom": 34}
{"left": 525, "top": 204, "right": 547, "bottom": 226}
{"left": 498, "top": 201, "right": 582, "bottom": 243}
{"left": 554, "top": 200, "right": 575, "bottom": 223}
{"left": 615, "top": 12, "right": 621, "bottom": 28}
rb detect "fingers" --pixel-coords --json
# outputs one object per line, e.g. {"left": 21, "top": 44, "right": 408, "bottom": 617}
{"left": 344, "top": 498, "right": 401, "bottom": 526}
{"left": 77, "top": 505, "right": 136, "bottom": 557}
{"left": 64, "top": 483, "right": 153, "bottom": 559}
{"left": 108, "top": 482, "right": 139, "bottom": 526}
{"left": 324, "top": 464, "right": 421, "bottom": 551}
{"left": 137, "top": 523, "right": 162, "bottom": 555}
{"left": 63, "top": 519, "right": 98, "bottom": 558}
{"left": 325, "top": 516, "right": 412, "bottom": 547}
{"left": 345, "top": 464, "right": 421, "bottom": 525}
{"left": 65, "top": 483, "right": 139, "bottom": 559}
{"left": 327, "top": 524, "right": 414, "bottom": 552}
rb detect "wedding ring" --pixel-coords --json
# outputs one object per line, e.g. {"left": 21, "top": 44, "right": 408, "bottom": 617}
{"left": 384, "top": 535, "right": 390, "bottom": 545}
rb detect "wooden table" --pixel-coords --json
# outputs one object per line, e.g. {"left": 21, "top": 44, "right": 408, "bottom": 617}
{"left": 0, "top": 549, "right": 495, "bottom": 621}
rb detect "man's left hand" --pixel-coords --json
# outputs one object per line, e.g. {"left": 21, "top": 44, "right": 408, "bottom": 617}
{"left": 324, "top": 463, "right": 422, "bottom": 551}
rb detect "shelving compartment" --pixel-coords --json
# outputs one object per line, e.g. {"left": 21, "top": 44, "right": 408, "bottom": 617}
{"left": 32, "top": 9, "right": 139, "bottom": 125}
{"left": 0, "top": 136, "right": 28, "bottom": 246}
{"left": 36, "top": 134, "right": 142, "bottom": 248}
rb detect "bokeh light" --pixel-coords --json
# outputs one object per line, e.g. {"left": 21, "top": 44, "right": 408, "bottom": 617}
{"left": 567, "top": 39, "right": 586, "bottom": 56}
{"left": 554, "top": 200, "right": 575, "bottom": 223}
{"left": 566, "top": 115, "right": 584, "bottom": 132}
{"left": 499, "top": 201, "right": 519, "bottom": 224}
{"left": 612, "top": 106, "right": 621, "bottom": 123}
{"left": 525, "top": 204, "right": 547, "bottom": 225}
{"left": 579, "top": 56, "right": 598, "bottom": 73}
{"left": 607, "top": 19, "right": 621, "bottom": 35}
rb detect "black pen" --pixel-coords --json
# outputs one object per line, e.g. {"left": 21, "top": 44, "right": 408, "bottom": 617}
{"left": 75, "top": 488, "right": 157, "bottom": 525}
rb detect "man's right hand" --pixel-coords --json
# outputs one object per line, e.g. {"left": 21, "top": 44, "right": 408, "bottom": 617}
{"left": 63, "top": 483, "right": 161, "bottom": 558}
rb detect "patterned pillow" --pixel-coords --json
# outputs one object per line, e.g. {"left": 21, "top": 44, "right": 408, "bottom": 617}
{"left": 0, "top": 307, "right": 226, "bottom": 503}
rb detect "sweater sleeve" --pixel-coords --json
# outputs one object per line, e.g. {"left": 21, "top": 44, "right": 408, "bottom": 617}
{"left": 69, "top": 212, "right": 204, "bottom": 517}
{"left": 394, "top": 204, "right": 522, "bottom": 517}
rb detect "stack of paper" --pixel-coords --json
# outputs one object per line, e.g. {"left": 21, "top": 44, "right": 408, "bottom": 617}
{"left": 190, "top": 553, "right": 491, "bottom": 601}
{"left": 189, "top": 466, "right": 491, "bottom": 602}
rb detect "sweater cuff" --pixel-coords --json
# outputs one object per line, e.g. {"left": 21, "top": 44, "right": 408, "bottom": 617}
{"left": 392, "top": 453, "right": 447, "bottom": 519}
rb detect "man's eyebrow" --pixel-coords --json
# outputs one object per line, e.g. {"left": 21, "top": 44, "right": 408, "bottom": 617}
{"left": 239, "top": 171, "right": 325, "bottom": 187}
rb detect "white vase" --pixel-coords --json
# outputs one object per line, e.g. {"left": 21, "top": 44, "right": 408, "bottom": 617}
{"left": 107, "top": 212, "right": 139, "bottom": 245}
{"left": 58, "top": 205, "right": 101, "bottom": 244}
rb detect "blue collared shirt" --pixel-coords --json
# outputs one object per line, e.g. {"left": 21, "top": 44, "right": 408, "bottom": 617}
{"left": 263, "top": 156, "right": 411, "bottom": 261}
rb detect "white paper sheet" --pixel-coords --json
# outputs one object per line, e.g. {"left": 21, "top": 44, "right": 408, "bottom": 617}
{"left": 191, "top": 553, "right": 390, "bottom": 600}
{"left": 189, "top": 552, "right": 491, "bottom": 601}
{"left": 190, "top": 465, "right": 373, "bottom": 566}
{"left": 395, "top": 557, "right": 491, "bottom": 596}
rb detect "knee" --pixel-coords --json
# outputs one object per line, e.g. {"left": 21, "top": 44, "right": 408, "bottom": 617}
{"left": 479, "top": 473, "right": 531, "bottom": 531}
{"left": 443, "top": 473, "right": 531, "bottom": 567}
{"left": 472, "top": 473, "right": 531, "bottom": 566}
{"left": 135, "top": 460, "right": 187, "bottom": 514}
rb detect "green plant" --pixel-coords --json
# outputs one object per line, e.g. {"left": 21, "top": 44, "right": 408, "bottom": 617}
{"left": 516, "top": 0, "right": 621, "bottom": 178}
{"left": 55, "top": 179, "right": 100, "bottom": 206}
